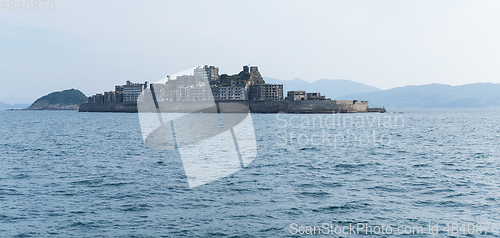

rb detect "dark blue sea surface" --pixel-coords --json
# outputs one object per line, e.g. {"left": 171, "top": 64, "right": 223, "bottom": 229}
{"left": 1, "top": 109, "right": 500, "bottom": 237}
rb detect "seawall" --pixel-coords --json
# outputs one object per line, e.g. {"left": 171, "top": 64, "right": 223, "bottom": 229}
{"left": 79, "top": 102, "right": 138, "bottom": 113}
{"left": 79, "top": 100, "right": 386, "bottom": 113}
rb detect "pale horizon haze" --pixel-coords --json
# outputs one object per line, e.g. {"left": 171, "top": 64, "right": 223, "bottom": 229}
{"left": 1, "top": 0, "right": 500, "bottom": 102}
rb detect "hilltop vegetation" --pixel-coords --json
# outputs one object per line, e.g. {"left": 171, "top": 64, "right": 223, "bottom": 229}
{"left": 28, "top": 89, "right": 87, "bottom": 110}
{"left": 213, "top": 71, "right": 252, "bottom": 86}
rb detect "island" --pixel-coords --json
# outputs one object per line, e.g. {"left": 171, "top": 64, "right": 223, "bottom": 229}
{"left": 28, "top": 89, "right": 87, "bottom": 110}
{"left": 79, "top": 65, "right": 386, "bottom": 113}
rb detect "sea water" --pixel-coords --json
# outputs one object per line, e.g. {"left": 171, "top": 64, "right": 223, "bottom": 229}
{"left": 1, "top": 109, "right": 500, "bottom": 237}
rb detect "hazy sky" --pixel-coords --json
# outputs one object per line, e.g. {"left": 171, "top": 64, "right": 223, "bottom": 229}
{"left": 1, "top": 0, "right": 500, "bottom": 102}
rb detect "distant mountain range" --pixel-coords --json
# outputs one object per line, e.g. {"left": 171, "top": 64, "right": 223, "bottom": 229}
{"left": 339, "top": 83, "right": 500, "bottom": 108}
{"left": 263, "top": 78, "right": 500, "bottom": 108}
{"left": 4, "top": 80, "right": 500, "bottom": 110}
{"left": 0, "top": 96, "right": 34, "bottom": 104}
{"left": 0, "top": 102, "right": 30, "bottom": 111}
{"left": 263, "top": 77, "right": 381, "bottom": 99}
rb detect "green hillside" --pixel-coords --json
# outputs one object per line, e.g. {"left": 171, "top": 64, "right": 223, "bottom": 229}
{"left": 28, "top": 89, "right": 87, "bottom": 110}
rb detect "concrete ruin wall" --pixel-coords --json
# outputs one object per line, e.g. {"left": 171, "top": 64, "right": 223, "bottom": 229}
{"left": 79, "top": 99, "right": 373, "bottom": 113}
